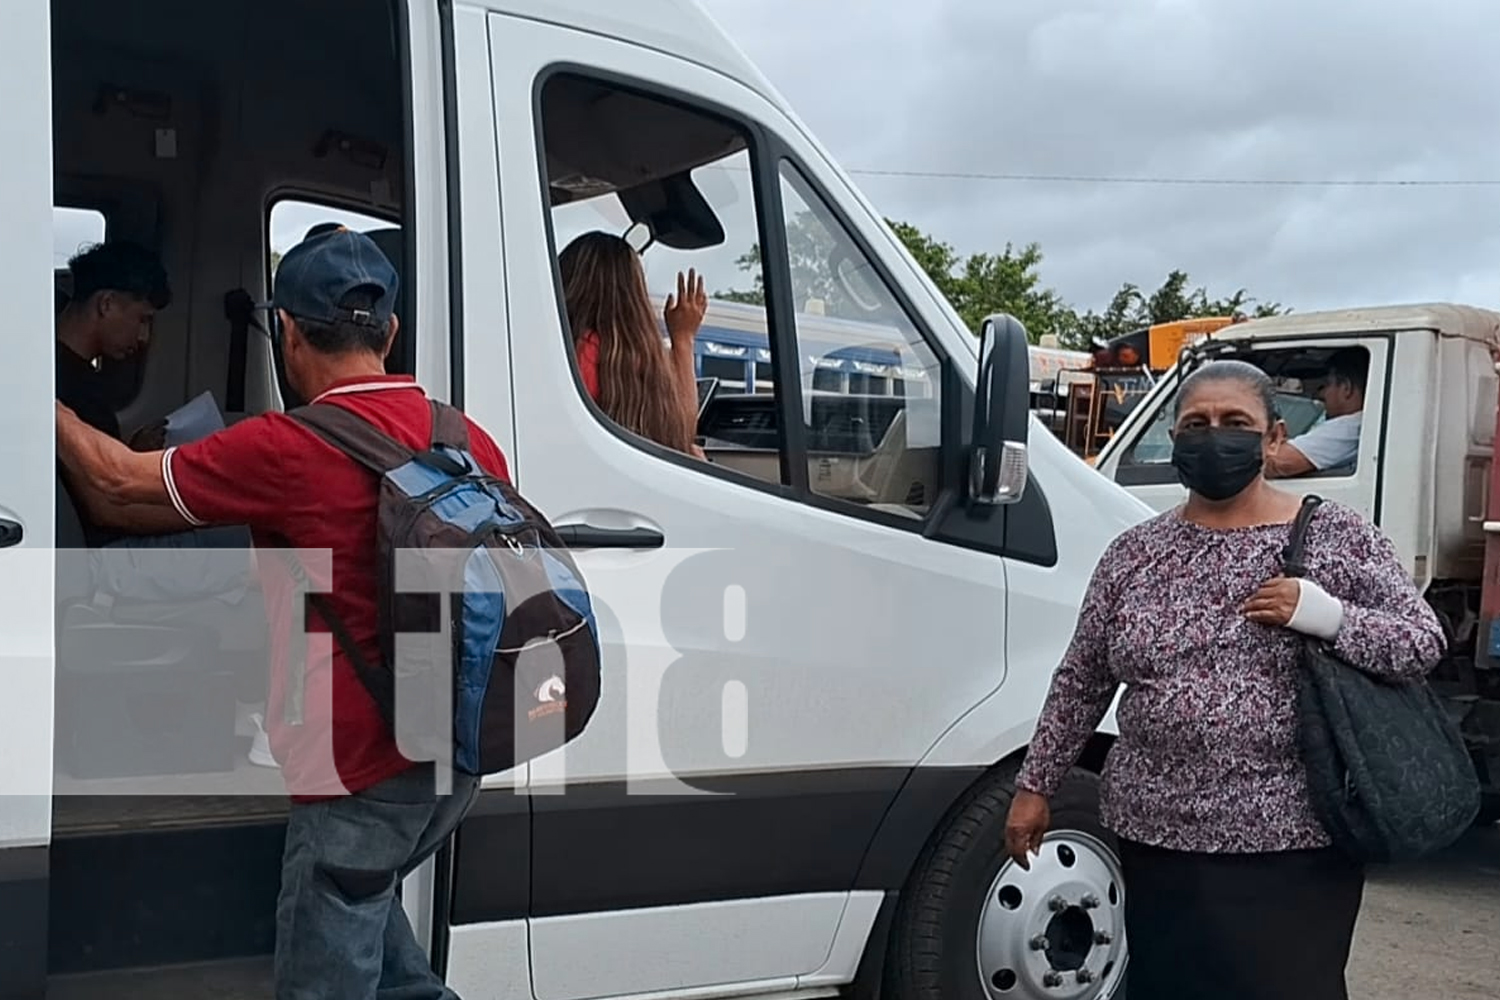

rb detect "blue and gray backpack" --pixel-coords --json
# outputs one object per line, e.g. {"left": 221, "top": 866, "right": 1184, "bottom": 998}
{"left": 282, "top": 397, "right": 601, "bottom": 776}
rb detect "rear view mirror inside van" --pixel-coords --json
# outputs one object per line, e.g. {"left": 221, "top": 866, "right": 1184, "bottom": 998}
{"left": 969, "top": 313, "right": 1031, "bottom": 507}
{"left": 623, "top": 220, "right": 653, "bottom": 254}
{"left": 617, "top": 172, "right": 725, "bottom": 251}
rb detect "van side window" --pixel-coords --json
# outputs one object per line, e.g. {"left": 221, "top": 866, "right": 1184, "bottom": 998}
{"left": 268, "top": 199, "right": 400, "bottom": 280}
{"left": 775, "top": 163, "right": 943, "bottom": 518}
{"left": 267, "top": 198, "right": 404, "bottom": 377}
{"left": 535, "top": 72, "right": 956, "bottom": 525}
{"left": 53, "top": 205, "right": 108, "bottom": 309}
{"left": 540, "top": 73, "right": 782, "bottom": 484}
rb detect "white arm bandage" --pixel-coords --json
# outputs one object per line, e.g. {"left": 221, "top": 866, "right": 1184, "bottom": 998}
{"left": 1286, "top": 578, "right": 1345, "bottom": 641}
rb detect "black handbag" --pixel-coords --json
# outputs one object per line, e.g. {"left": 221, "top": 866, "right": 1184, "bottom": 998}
{"left": 1282, "top": 494, "right": 1480, "bottom": 863}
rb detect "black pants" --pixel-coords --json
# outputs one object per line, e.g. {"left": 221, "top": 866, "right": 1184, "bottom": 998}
{"left": 1119, "top": 839, "right": 1365, "bottom": 1000}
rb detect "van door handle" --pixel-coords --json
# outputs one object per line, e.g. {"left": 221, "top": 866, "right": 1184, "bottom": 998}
{"left": 0, "top": 519, "right": 22, "bottom": 548}
{"left": 553, "top": 525, "right": 665, "bottom": 549}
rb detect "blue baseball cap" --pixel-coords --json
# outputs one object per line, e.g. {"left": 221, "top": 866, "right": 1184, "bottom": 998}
{"left": 272, "top": 226, "right": 399, "bottom": 330}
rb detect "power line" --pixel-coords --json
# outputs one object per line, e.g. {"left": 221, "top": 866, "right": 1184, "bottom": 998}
{"left": 838, "top": 168, "right": 1500, "bottom": 187}
{"left": 704, "top": 163, "right": 1500, "bottom": 187}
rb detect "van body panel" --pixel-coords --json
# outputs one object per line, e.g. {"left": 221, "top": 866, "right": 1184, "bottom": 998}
{"left": 529, "top": 894, "right": 847, "bottom": 999}
{"left": 799, "top": 891, "right": 885, "bottom": 989}
{"left": 449, "top": 12, "right": 1022, "bottom": 998}
{"left": 486, "top": 0, "right": 780, "bottom": 109}
{"left": 483, "top": 12, "right": 1013, "bottom": 784}
{"left": 407, "top": 0, "right": 462, "bottom": 414}
{"left": 450, "top": 2, "right": 519, "bottom": 461}
{"left": 1, "top": 5, "right": 57, "bottom": 996}
{"left": 442, "top": 919, "right": 532, "bottom": 1000}
{"left": 918, "top": 424, "right": 1148, "bottom": 768}
{"left": 1, "top": 0, "right": 59, "bottom": 838}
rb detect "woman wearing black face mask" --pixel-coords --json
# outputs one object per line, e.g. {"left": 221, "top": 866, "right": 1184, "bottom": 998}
{"left": 1002, "top": 360, "right": 1445, "bottom": 1000}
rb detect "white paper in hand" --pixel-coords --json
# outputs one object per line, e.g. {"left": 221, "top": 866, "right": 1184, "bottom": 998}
{"left": 163, "top": 390, "right": 227, "bottom": 447}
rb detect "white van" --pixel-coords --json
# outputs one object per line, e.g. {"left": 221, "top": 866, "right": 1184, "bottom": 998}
{"left": 2, "top": 2, "right": 1151, "bottom": 998}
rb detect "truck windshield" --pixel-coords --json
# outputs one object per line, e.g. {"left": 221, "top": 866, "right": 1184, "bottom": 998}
{"left": 1125, "top": 385, "right": 1326, "bottom": 466}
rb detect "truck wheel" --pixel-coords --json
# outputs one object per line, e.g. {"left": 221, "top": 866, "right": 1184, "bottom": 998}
{"left": 885, "top": 764, "right": 1129, "bottom": 1000}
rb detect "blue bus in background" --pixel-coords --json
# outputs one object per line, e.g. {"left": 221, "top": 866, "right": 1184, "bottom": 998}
{"left": 647, "top": 297, "right": 943, "bottom": 510}
{"left": 660, "top": 296, "right": 933, "bottom": 399}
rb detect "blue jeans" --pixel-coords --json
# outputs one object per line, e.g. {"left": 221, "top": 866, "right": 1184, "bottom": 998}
{"left": 274, "top": 762, "right": 481, "bottom": 1000}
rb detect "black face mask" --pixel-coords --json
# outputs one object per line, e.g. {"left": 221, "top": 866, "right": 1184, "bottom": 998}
{"left": 1170, "top": 427, "right": 1265, "bottom": 501}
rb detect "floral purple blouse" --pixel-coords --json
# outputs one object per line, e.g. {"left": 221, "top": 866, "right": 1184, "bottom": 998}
{"left": 1016, "top": 500, "right": 1447, "bottom": 854}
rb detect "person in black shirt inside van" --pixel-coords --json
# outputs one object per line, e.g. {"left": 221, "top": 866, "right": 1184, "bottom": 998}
{"left": 55, "top": 241, "right": 171, "bottom": 544}
{"left": 55, "top": 240, "right": 171, "bottom": 440}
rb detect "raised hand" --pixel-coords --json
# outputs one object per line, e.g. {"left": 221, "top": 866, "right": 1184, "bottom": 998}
{"left": 664, "top": 268, "right": 707, "bottom": 345}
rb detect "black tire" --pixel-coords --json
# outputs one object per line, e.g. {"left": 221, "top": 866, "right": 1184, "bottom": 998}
{"left": 884, "top": 763, "right": 1128, "bottom": 1000}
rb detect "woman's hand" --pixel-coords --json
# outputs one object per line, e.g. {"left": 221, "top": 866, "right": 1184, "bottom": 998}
{"left": 1242, "top": 575, "right": 1302, "bottom": 628}
{"left": 1004, "top": 789, "right": 1050, "bottom": 870}
{"left": 664, "top": 269, "right": 707, "bottom": 345}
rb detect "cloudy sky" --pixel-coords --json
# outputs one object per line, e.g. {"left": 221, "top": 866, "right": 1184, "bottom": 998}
{"left": 52, "top": 1, "right": 1499, "bottom": 320}
{"left": 696, "top": 0, "right": 1500, "bottom": 316}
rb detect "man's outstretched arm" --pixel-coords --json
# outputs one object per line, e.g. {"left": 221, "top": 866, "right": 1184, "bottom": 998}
{"left": 56, "top": 401, "right": 191, "bottom": 533}
{"left": 1264, "top": 441, "right": 1316, "bottom": 479}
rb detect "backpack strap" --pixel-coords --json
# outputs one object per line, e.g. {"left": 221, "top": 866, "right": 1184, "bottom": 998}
{"left": 1281, "top": 494, "right": 1325, "bottom": 579}
{"left": 429, "top": 399, "right": 471, "bottom": 452}
{"left": 270, "top": 533, "right": 392, "bottom": 729}
{"left": 288, "top": 402, "right": 414, "bottom": 474}
{"left": 291, "top": 401, "right": 470, "bottom": 478}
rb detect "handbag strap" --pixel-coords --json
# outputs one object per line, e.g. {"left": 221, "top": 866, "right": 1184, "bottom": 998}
{"left": 1281, "top": 494, "right": 1325, "bottom": 578}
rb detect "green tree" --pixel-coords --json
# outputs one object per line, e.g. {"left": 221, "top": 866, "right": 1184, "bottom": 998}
{"left": 951, "top": 242, "right": 1072, "bottom": 344}
{"left": 885, "top": 220, "right": 964, "bottom": 305}
{"left": 1055, "top": 270, "right": 1287, "bottom": 349}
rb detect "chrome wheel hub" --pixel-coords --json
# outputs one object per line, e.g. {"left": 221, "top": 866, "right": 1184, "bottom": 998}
{"left": 976, "top": 830, "right": 1128, "bottom": 999}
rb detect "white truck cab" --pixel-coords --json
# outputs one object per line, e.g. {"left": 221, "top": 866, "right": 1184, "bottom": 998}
{"left": 1095, "top": 303, "right": 1500, "bottom": 827}
{"left": 1, "top": 2, "right": 1151, "bottom": 998}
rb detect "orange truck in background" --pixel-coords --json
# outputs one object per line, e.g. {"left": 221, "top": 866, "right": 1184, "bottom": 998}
{"left": 1048, "top": 316, "right": 1242, "bottom": 460}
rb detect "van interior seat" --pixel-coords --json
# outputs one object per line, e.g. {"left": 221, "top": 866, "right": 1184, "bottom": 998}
{"left": 860, "top": 409, "right": 938, "bottom": 509}
{"left": 851, "top": 409, "right": 908, "bottom": 501}
{"left": 53, "top": 475, "right": 272, "bottom": 783}
{"left": 55, "top": 475, "right": 94, "bottom": 604}
{"left": 54, "top": 479, "right": 269, "bottom": 637}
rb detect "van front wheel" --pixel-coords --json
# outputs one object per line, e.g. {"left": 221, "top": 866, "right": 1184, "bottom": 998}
{"left": 885, "top": 765, "right": 1129, "bottom": 1000}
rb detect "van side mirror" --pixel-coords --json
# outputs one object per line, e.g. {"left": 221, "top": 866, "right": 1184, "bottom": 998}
{"left": 969, "top": 313, "right": 1031, "bottom": 506}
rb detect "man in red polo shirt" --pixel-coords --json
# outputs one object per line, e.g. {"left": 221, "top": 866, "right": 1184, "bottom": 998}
{"left": 56, "top": 227, "right": 506, "bottom": 1000}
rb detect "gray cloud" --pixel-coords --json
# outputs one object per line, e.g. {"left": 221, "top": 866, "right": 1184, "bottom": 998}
{"left": 699, "top": 0, "right": 1500, "bottom": 316}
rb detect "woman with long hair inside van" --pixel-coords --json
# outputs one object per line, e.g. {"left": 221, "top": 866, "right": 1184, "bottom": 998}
{"left": 1003, "top": 359, "right": 1445, "bottom": 1000}
{"left": 559, "top": 231, "right": 706, "bottom": 457}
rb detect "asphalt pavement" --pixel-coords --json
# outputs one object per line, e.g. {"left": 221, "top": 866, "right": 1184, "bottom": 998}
{"left": 1347, "top": 822, "right": 1500, "bottom": 998}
